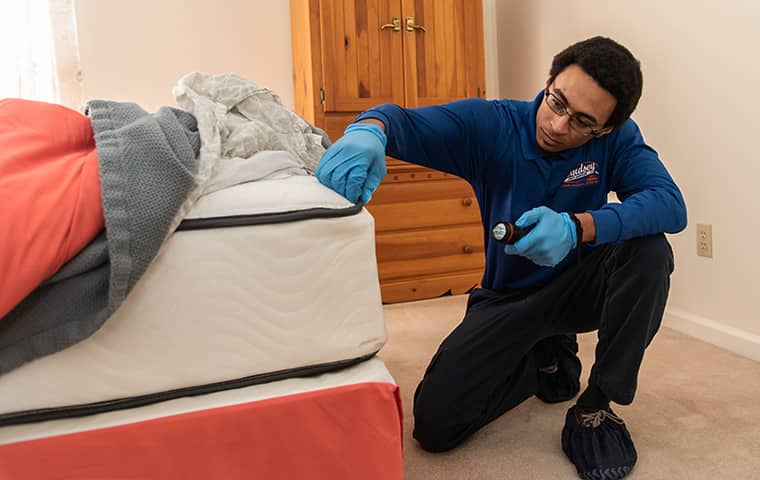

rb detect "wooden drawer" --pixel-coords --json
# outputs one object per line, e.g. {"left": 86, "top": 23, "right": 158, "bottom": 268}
{"left": 376, "top": 225, "right": 484, "bottom": 282}
{"left": 371, "top": 177, "right": 475, "bottom": 204}
{"left": 377, "top": 252, "right": 484, "bottom": 282}
{"left": 376, "top": 224, "right": 483, "bottom": 262}
{"left": 366, "top": 196, "right": 481, "bottom": 232}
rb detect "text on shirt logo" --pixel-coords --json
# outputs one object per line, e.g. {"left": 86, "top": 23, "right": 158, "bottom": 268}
{"left": 562, "top": 161, "right": 600, "bottom": 187}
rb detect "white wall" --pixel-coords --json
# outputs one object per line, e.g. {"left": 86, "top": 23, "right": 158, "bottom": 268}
{"left": 74, "top": 0, "right": 294, "bottom": 110}
{"left": 494, "top": 0, "right": 760, "bottom": 360}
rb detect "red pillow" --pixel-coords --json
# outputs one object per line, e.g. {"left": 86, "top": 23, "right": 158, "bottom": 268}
{"left": 0, "top": 99, "right": 104, "bottom": 318}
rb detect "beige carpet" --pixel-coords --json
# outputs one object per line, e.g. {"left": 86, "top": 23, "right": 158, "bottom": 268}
{"left": 378, "top": 295, "right": 760, "bottom": 480}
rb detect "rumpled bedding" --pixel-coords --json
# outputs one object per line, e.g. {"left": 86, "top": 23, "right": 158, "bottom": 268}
{"left": 171, "top": 73, "right": 330, "bottom": 217}
{"left": 0, "top": 100, "right": 200, "bottom": 375}
{"left": 0, "top": 74, "right": 332, "bottom": 375}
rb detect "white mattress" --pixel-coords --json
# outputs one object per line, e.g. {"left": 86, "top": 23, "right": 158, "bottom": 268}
{"left": 0, "top": 356, "right": 394, "bottom": 445}
{"left": 0, "top": 176, "right": 386, "bottom": 418}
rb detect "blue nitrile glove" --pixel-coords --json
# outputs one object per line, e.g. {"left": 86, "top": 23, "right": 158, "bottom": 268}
{"left": 503, "top": 206, "right": 577, "bottom": 267}
{"left": 315, "top": 122, "right": 387, "bottom": 204}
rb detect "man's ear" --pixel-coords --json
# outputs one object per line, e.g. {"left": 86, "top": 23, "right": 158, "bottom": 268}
{"left": 593, "top": 127, "right": 613, "bottom": 138}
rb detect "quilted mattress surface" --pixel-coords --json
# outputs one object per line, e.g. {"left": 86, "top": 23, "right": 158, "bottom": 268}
{"left": 0, "top": 176, "right": 386, "bottom": 420}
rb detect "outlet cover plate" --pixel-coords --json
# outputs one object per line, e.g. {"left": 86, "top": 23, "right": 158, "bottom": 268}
{"left": 696, "top": 223, "right": 713, "bottom": 258}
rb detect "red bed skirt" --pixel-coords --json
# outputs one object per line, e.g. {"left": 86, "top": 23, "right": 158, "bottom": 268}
{"left": 0, "top": 381, "right": 404, "bottom": 480}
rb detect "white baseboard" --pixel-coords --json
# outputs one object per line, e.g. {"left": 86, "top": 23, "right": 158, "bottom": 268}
{"left": 664, "top": 308, "right": 760, "bottom": 362}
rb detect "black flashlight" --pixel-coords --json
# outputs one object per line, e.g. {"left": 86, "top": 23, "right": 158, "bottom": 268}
{"left": 491, "top": 222, "right": 535, "bottom": 245}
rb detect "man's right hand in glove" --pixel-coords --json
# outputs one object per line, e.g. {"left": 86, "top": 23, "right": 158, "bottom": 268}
{"left": 315, "top": 122, "right": 387, "bottom": 204}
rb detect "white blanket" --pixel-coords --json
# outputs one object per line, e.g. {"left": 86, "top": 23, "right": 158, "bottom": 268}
{"left": 170, "top": 73, "right": 328, "bottom": 225}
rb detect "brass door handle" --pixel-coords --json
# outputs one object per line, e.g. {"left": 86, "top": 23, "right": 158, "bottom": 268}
{"left": 380, "top": 17, "right": 401, "bottom": 32}
{"left": 406, "top": 17, "right": 426, "bottom": 32}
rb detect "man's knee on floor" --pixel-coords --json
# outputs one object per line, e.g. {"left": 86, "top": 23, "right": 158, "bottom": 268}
{"left": 412, "top": 383, "right": 472, "bottom": 452}
{"left": 412, "top": 405, "right": 468, "bottom": 453}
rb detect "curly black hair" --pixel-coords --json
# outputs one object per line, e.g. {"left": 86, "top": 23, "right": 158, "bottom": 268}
{"left": 549, "top": 36, "right": 643, "bottom": 128}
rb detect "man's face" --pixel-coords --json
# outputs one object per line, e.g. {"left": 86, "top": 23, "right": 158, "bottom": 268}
{"left": 535, "top": 64, "right": 617, "bottom": 152}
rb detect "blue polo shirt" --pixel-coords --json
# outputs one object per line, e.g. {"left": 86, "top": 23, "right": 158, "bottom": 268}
{"left": 356, "top": 91, "right": 687, "bottom": 291}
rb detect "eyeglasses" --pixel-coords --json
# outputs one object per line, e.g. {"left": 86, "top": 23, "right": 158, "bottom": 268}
{"left": 544, "top": 90, "right": 606, "bottom": 136}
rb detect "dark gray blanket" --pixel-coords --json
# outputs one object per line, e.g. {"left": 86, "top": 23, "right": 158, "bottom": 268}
{"left": 0, "top": 101, "right": 200, "bottom": 375}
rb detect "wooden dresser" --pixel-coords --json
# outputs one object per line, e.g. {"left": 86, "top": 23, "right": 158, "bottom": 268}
{"left": 290, "top": 0, "right": 486, "bottom": 303}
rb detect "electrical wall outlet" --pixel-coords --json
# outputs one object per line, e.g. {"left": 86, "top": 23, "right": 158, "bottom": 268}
{"left": 696, "top": 224, "right": 713, "bottom": 258}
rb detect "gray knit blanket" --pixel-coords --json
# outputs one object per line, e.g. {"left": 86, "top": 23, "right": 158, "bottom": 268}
{"left": 0, "top": 101, "right": 200, "bottom": 375}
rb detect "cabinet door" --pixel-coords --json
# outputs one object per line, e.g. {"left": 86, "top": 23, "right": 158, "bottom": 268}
{"left": 401, "top": 0, "right": 485, "bottom": 107}
{"left": 319, "top": 0, "right": 406, "bottom": 112}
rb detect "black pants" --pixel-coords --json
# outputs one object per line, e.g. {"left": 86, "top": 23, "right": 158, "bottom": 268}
{"left": 412, "top": 235, "right": 674, "bottom": 452}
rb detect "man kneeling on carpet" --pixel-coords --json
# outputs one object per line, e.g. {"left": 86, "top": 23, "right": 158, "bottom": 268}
{"left": 315, "top": 36, "right": 687, "bottom": 479}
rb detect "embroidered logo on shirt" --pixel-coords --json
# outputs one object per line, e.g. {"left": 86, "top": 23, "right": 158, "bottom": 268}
{"left": 562, "top": 161, "right": 600, "bottom": 187}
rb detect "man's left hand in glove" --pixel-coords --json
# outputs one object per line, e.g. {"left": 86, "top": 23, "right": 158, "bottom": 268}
{"left": 503, "top": 206, "right": 578, "bottom": 267}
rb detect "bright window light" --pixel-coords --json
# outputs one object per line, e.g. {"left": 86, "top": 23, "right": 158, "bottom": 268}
{"left": 0, "top": 0, "right": 56, "bottom": 102}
